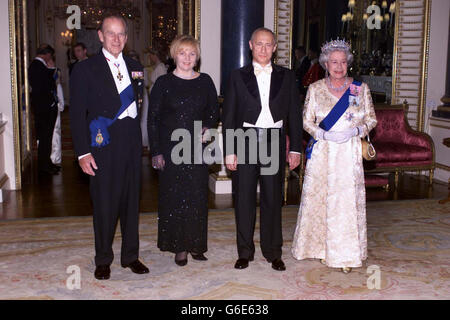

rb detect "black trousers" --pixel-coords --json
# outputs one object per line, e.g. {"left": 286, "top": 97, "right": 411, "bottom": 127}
{"left": 34, "top": 107, "right": 57, "bottom": 171}
{"left": 89, "top": 117, "right": 142, "bottom": 267}
{"left": 231, "top": 128, "right": 285, "bottom": 262}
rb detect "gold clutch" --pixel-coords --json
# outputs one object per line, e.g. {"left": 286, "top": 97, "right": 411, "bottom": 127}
{"left": 361, "top": 135, "right": 376, "bottom": 161}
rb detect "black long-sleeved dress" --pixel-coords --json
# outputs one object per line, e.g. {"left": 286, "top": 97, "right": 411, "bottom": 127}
{"left": 148, "top": 72, "right": 219, "bottom": 254}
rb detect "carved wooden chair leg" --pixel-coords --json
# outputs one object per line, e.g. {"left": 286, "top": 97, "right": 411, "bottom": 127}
{"left": 429, "top": 169, "right": 434, "bottom": 186}
{"left": 394, "top": 170, "right": 399, "bottom": 189}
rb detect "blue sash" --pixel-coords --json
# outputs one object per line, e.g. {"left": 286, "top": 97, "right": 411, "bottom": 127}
{"left": 89, "top": 84, "right": 135, "bottom": 148}
{"left": 305, "top": 80, "right": 361, "bottom": 159}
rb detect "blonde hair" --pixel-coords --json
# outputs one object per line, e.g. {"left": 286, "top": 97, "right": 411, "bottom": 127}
{"left": 169, "top": 35, "right": 201, "bottom": 61}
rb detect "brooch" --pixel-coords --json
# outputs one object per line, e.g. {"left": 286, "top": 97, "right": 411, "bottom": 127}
{"left": 349, "top": 95, "right": 359, "bottom": 107}
{"left": 95, "top": 129, "right": 104, "bottom": 146}
{"left": 132, "top": 71, "right": 144, "bottom": 80}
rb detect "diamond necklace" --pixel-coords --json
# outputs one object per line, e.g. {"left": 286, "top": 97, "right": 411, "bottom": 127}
{"left": 327, "top": 77, "right": 348, "bottom": 92}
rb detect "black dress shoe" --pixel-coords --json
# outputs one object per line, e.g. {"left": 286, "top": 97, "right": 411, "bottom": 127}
{"left": 94, "top": 265, "right": 111, "bottom": 280}
{"left": 175, "top": 258, "right": 188, "bottom": 266}
{"left": 175, "top": 251, "right": 188, "bottom": 266}
{"left": 234, "top": 258, "right": 249, "bottom": 269}
{"left": 122, "top": 260, "right": 149, "bottom": 274}
{"left": 191, "top": 252, "right": 208, "bottom": 261}
{"left": 271, "top": 258, "right": 286, "bottom": 271}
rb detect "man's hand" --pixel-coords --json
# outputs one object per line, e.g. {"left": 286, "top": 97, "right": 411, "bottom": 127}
{"left": 225, "top": 154, "right": 238, "bottom": 171}
{"left": 79, "top": 154, "right": 98, "bottom": 176}
{"left": 288, "top": 152, "right": 301, "bottom": 170}
{"left": 47, "top": 57, "right": 55, "bottom": 68}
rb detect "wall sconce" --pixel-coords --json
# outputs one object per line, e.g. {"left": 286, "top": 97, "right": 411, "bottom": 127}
{"left": 61, "top": 30, "right": 73, "bottom": 47}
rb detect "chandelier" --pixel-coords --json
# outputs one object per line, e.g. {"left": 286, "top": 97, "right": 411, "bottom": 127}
{"left": 54, "top": 0, "right": 141, "bottom": 29}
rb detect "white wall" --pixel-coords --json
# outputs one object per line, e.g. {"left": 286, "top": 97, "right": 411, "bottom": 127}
{"left": 427, "top": 0, "right": 450, "bottom": 183}
{"left": 427, "top": 0, "right": 449, "bottom": 113}
{"left": 200, "top": 0, "right": 221, "bottom": 94}
{"left": 0, "top": 0, "right": 16, "bottom": 190}
{"left": 265, "top": 0, "right": 275, "bottom": 31}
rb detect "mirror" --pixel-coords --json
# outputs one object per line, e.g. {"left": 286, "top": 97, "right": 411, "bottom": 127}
{"left": 283, "top": 0, "right": 431, "bottom": 131}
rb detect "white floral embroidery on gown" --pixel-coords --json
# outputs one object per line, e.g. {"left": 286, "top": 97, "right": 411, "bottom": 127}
{"left": 291, "top": 79, "right": 377, "bottom": 268}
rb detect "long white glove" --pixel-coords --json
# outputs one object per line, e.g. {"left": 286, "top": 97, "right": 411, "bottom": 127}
{"left": 317, "top": 127, "right": 361, "bottom": 144}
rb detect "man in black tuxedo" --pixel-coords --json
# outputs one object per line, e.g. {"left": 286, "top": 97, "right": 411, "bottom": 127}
{"left": 70, "top": 15, "right": 149, "bottom": 280}
{"left": 29, "top": 44, "right": 60, "bottom": 175}
{"left": 69, "top": 42, "right": 88, "bottom": 76}
{"left": 222, "top": 28, "right": 302, "bottom": 271}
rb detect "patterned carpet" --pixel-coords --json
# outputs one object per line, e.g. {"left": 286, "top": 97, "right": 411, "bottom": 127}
{"left": 0, "top": 199, "right": 449, "bottom": 300}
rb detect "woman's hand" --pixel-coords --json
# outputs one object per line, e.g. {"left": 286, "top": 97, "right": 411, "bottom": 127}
{"left": 324, "top": 127, "right": 358, "bottom": 144}
{"left": 152, "top": 154, "right": 165, "bottom": 170}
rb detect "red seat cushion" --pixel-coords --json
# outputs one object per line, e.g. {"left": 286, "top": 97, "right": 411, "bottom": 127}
{"left": 365, "top": 174, "right": 389, "bottom": 187}
{"left": 372, "top": 142, "right": 433, "bottom": 167}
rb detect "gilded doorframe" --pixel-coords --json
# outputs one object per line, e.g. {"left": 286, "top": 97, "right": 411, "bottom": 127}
{"left": 9, "top": 0, "right": 32, "bottom": 190}
{"left": 177, "top": 0, "right": 201, "bottom": 40}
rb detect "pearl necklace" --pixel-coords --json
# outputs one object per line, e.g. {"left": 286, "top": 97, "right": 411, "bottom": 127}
{"left": 328, "top": 77, "right": 348, "bottom": 92}
{"left": 174, "top": 70, "right": 196, "bottom": 79}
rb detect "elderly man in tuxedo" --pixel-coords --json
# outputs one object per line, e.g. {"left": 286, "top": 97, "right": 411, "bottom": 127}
{"left": 223, "top": 28, "right": 302, "bottom": 271}
{"left": 70, "top": 15, "right": 149, "bottom": 280}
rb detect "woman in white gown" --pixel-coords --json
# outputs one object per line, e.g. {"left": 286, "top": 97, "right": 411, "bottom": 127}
{"left": 51, "top": 67, "right": 64, "bottom": 166}
{"left": 291, "top": 39, "right": 377, "bottom": 273}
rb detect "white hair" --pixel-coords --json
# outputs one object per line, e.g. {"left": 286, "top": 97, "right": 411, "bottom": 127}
{"left": 319, "top": 45, "right": 353, "bottom": 70}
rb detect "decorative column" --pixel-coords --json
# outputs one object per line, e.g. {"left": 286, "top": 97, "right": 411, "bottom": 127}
{"left": 220, "top": 0, "right": 264, "bottom": 94}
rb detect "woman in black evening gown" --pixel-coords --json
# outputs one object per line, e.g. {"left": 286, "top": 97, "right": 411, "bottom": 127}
{"left": 148, "top": 35, "right": 219, "bottom": 266}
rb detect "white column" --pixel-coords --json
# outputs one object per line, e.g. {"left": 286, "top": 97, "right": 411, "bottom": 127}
{"left": 265, "top": 0, "right": 276, "bottom": 31}
{"left": 200, "top": 0, "right": 221, "bottom": 93}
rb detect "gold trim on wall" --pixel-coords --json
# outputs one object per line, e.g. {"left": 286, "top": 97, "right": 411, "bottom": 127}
{"left": 418, "top": 0, "right": 431, "bottom": 132}
{"left": 8, "top": 0, "right": 21, "bottom": 190}
{"left": 436, "top": 163, "right": 450, "bottom": 171}
{"left": 195, "top": 0, "right": 200, "bottom": 41}
{"left": 392, "top": 0, "right": 431, "bottom": 133}
{"left": 177, "top": 0, "right": 200, "bottom": 40}
{"left": 274, "top": 0, "right": 293, "bottom": 69}
{"left": 22, "top": 0, "right": 31, "bottom": 154}
{"left": 177, "top": 0, "right": 183, "bottom": 36}
{"left": 391, "top": 3, "right": 400, "bottom": 103}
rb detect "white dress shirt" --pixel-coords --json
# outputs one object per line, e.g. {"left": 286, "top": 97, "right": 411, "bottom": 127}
{"left": 243, "top": 62, "right": 283, "bottom": 129}
{"left": 243, "top": 61, "right": 300, "bottom": 155}
{"left": 102, "top": 48, "right": 137, "bottom": 120}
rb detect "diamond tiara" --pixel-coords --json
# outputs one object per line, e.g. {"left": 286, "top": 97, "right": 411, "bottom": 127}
{"left": 321, "top": 38, "right": 351, "bottom": 53}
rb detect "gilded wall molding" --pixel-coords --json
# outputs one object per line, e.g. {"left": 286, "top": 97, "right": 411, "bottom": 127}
{"left": 274, "top": 0, "right": 293, "bottom": 69}
{"left": 8, "top": 0, "right": 21, "bottom": 189}
{"left": 436, "top": 163, "right": 450, "bottom": 172}
{"left": 392, "top": 0, "right": 431, "bottom": 132}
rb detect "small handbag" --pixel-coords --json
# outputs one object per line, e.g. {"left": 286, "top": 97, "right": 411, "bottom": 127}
{"left": 361, "top": 135, "right": 376, "bottom": 161}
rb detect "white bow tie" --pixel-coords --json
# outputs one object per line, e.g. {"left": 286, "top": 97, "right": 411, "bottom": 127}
{"left": 254, "top": 64, "right": 273, "bottom": 76}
